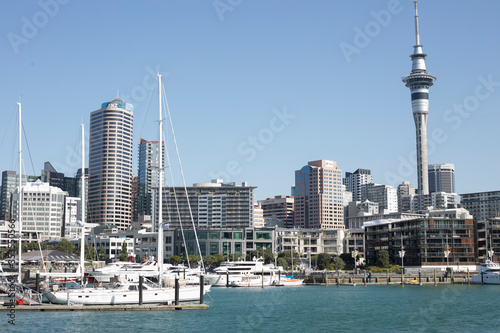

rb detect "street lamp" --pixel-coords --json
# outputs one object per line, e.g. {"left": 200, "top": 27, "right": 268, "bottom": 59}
{"left": 308, "top": 235, "right": 312, "bottom": 269}
{"left": 352, "top": 248, "right": 359, "bottom": 274}
{"left": 399, "top": 234, "right": 405, "bottom": 273}
{"left": 444, "top": 234, "right": 451, "bottom": 269}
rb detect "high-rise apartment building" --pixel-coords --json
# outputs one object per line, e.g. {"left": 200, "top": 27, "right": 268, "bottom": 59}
{"left": 294, "top": 160, "right": 344, "bottom": 230}
{"left": 257, "top": 195, "right": 294, "bottom": 228}
{"left": 153, "top": 179, "right": 256, "bottom": 229}
{"left": 0, "top": 171, "right": 37, "bottom": 220}
{"left": 11, "top": 179, "right": 67, "bottom": 240}
{"left": 397, "top": 181, "right": 416, "bottom": 212}
{"left": 88, "top": 98, "right": 134, "bottom": 230}
{"left": 343, "top": 169, "right": 373, "bottom": 202}
{"left": 428, "top": 163, "right": 455, "bottom": 194}
{"left": 136, "top": 138, "right": 163, "bottom": 222}
{"left": 460, "top": 191, "right": 500, "bottom": 221}
{"left": 402, "top": 0, "right": 436, "bottom": 195}
{"left": 360, "top": 184, "right": 398, "bottom": 214}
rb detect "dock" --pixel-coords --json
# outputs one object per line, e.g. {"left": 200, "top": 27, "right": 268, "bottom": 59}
{"left": 0, "top": 303, "right": 209, "bottom": 312}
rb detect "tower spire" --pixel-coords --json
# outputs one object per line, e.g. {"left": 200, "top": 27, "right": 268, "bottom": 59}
{"left": 402, "top": 0, "right": 436, "bottom": 196}
{"left": 414, "top": 0, "right": 420, "bottom": 46}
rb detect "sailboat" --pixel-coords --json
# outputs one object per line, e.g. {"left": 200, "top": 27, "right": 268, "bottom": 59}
{"left": 43, "top": 74, "right": 210, "bottom": 305}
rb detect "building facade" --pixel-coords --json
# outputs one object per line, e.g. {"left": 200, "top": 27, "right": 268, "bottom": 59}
{"left": 11, "top": 180, "right": 67, "bottom": 241}
{"left": 257, "top": 195, "right": 294, "bottom": 228}
{"left": 364, "top": 216, "right": 475, "bottom": 270}
{"left": 460, "top": 190, "right": 500, "bottom": 222}
{"left": 294, "top": 160, "right": 344, "bottom": 230}
{"left": 343, "top": 168, "right": 373, "bottom": 202}
{"left": 428, "top": 163, "right": 455, "bottom": 194}
{"left": 88, "top": 98, "right": 134, "bottom": 230}
{"left": 136, "top": 138, "right": 163, "bottom": 222}
{"left": 152, "top": 179, "right": 255, "bottom": 230}
{"left": 360, "top": 184, "right": 398, "bottom": 214}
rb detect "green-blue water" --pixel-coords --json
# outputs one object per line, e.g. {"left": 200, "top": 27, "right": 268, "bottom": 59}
{"left": 4, "top": 285, "right": 500, "bottom": 332}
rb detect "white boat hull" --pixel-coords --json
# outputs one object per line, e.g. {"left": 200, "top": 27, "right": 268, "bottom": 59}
{"left": 43, "top": 285, "right": 210, "bottom": 305}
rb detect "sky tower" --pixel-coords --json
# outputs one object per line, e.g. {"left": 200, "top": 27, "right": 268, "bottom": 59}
{"left": 402, "top": 0, "right": 436, "bottom": 195}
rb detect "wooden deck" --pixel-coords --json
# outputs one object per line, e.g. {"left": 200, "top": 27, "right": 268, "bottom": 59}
{"left": 0, "top": 303, "right": 209, "bottom": 312}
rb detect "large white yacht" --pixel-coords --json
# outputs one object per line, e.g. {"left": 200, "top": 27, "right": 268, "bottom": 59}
{"left": 89, "top": 260, "right": 163, "bottom": 283}
{"left": 205, "top": 258, "right": 281, "bottom": 287}
{"left": 471, "top": 259, "right": 500, "bottom": 284}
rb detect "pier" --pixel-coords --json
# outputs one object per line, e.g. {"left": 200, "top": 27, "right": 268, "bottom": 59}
{"left": 0, "top": 303, "right": 209, "bottom": 312}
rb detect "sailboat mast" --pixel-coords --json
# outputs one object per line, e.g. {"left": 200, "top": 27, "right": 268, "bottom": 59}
{"left": 80, "top": 123, "right": 85, "bottom": 285}
{"left": 158, "top": 73, "right": 164, "bottom": 284}
{"left": 17, "top": 101, "right": 22, "bottom": 283}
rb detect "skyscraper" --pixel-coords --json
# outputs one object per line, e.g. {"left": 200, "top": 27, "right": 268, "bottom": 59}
{"left": 428, "top": 163, "right": 455, "bottom": 194}
{"left": 402, "top": 0, "right": 436, "bottom": 195}
{"left": 343, "top": 168, "right": 373, "bottom": 202}
{"left": 294, "top": 160, "right": 344, "bottom": 230}
{"left": 136, "top": 138, "right": 163, "bottom": 222}
{"left": 88, "top": 98, "right": 134, "bottom": 230}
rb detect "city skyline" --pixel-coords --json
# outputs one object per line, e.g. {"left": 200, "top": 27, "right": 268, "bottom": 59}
{"left": 1, "top": 1, "right": 500, "bottom": 201}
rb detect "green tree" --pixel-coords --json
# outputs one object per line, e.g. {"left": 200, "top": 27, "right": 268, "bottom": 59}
{"left": 377, "top": 250, "right": 390, "bottom": 268}
{"left": 212, "top": 253, "right": 225, "bottom": 266}
{"left": 52, "top": 238, "right": 77, "bottom": 254}
{"left": 228, "top": 253, "right": 242, "bottom": 261}
{"left": 278, "top": 251, "right": 300, "bottom": 268}
{"left": 333, "top": 255, "right": 345, "bottom": 270}
{"left": 339, "top": 253, "right": 354, "bottom": 266}
{"left": 187, "top": 254, "right": 200, "bottom": 267}
{"left": 317, "top": 253, "right": 332, "bottom": 270}
{"left": 119, "top": 241, "right": 129, "bottom": 261}
{"left": 277, "top": 257, "right": 288, "bottom": 270}
{"left": 84, "top": 242, "right": 97, "bottom": 260}
{"left": 169, "top": 255, "right": 182, "bottom": 265}
{"left": 98, "top": 247, "right": 107, "bottom": 261}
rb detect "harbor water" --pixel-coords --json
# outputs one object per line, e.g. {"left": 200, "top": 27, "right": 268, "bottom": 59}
{"left": 4, "top": 284, "right": 500, "bottom": 332}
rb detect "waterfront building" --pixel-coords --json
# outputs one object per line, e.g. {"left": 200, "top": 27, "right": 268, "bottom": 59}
{"left": 460, "top": 190, "right": 500, "bottom": 222}
{"left": 294, "top": 160, "right": 344, "bottom": 230}
{"left": 276, "top": 228, "right": 344, "bottom": 268}
{"left": 428, "top": 163, "right": 455, "bottom": 194}
{"left": 364, "top": 215, "right": 475, "bottom": 270}
{"left": 347, "top": 211, "right": 425, "bottom": 230}
{"left": 136, "top": 138, "right": 163, "bottom": 222}
{"left": 257, "top": 195, "right": 294, "bottom": 229}
{"left": 346, "top": 200, "right": 379, "bottom": 229}
{"left": 476, "top": 217, "right": 500, "bottom": 263}
{"left": 402, "top": 0, "right": 436, "bottom": 195}
{"left": 152, "top": 179, "right": 255, "bottom": 230}
{"left": 360, "top": 184, "right": 398, "bottom": 214}
{"left": 84, "top": 225, "right": 139, "bottom": 260}
{"left": 343, "top": 228, "right": 365, "bottom": 260}
{"left": 11, "top": 179, "right": 67, "bottom": 241}
{"left": 343, "top": 168, "right": 373, "bottom": 202}
{"left": 88, "top": 98, "right": 134, "bottom": 230}
{"left": 253, "top": 205, "right": 264, "bottom": 228}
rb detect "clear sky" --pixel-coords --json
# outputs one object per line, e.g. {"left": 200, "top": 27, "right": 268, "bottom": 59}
{"left": 1, "top": 0, "right": 500, "bottom": 202}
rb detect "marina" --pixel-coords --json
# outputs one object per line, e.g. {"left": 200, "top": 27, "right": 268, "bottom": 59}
{"left": 3, "top": 285, "right": 500, "bottom": 332}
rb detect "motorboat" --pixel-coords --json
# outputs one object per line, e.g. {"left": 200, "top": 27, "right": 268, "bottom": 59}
{"left": 471, "top": 259, "right": 500, "bottom": 284}
{"left": 43, "top": 277, "right": 210, "bottom": 305}
{"left": 273, "top": 277, "right": 305, "bottom": 286}
{"left": 230, "top": 275, "right": 274, "bottom": 287}
{"left": 90, "top": 260, "right": 163, "bottom": 283}
{"left": 205, "top": 257, "right": 281, "bottom": 287}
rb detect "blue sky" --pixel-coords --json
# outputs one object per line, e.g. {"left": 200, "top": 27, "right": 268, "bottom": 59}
{"left": 1, "top": 0, "right": 499, "bottom": 201}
